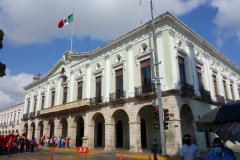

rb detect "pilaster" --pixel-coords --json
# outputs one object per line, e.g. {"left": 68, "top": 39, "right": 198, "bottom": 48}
{"left": 35, "top": 129, "right": 41, "bottom": 143}
{"left": 129, "top": 121, "right": 142, "bottom": 152}
{"left": 104, "top": 123, "right": 115, "bottom": 151}
{"left": 127, "top": 44, "right": 134, "bottom": 97}
{"left": 88, "top": 124, "right": 95, "bottom": 149}
{"left": 105, "top": 53, "right": 110, "bottom": 102}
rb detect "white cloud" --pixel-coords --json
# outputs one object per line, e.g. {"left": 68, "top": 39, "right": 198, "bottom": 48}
{"left": 0, "top": 0, "right": 208, "bottom": 46}
{"left": 0, "top": 68, "right": 34, "bottom": 110}
{"left": 210, "top": 0, "right": 240, "bottom": 45}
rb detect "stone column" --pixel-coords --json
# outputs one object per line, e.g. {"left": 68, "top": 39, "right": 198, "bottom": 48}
{"left": 43, "top": 127, "right": 50, "bottom": 139}
{"left": 27, "top": 129, "right": 33, "bottom": 140}
{"left": 69, "top": 126, "right": 77, "bottom": 148}
{"left": 55, "top": 125, "right": 62, "bottom": 137}
{"left": 129, "top": 121, "right": 142, "bottom": 152}
{"left": 104, "top": 123, "right": 115, "bottom": 151}
{"left": 88, "top": 124, "right": 95, "bottom": 149}
{"left": 35, "top": 129, "right": 41, "bottom": 143}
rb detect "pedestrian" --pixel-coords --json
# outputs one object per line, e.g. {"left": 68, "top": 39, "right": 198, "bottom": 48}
{"left": 52, "top": 137, "right": 55, "bottom": 147}
{"left": 58, "top": 136, "right": 61, "bottom": 148}
{"left": 26, "top": 139, "right": 29, "bottom": 152}
{"left": 7, "top": 144, "right": 12, "bottom": 158}
{"left": 61, "top": 137, "right": 64, "bottom": 148}
{"left": 46, "top": 137, "right": 49, "bottom": 147}
{"left": 63, "top": 137, "right": 66, "bottom": 148}
{"left": 152, "top": 138, "right": 159, "bottom": 160}
{"left": 39, "top": 140, "right": 44, "bottom": 153}
{"left": 67, "top": 138, "right": 69, "bottom": 149}
{"left": 180, "top": 134, "right": 201, "bottom": 160}
{"left": 54, "top": 136, "right": 57, "bottom": 147}
{"left": 49, "top": 137, "right": 52, "bottom": 147}
{"left": 206, "top": 138, "right": 235, "bottom": 160}
{"left": 20, "top": 138, "right": 25, "bottom": 153}
{"left": 30, "top": 138, "right": 36, "bottom": 152}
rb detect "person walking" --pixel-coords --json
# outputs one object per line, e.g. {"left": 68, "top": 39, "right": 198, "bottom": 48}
{"left": 26, "top": 139, "right": 30, "bottom": 152}
{"left": 180, "top": 134, "right": 201, "bottom": 160}
{"left": 58, "top": 136, "right": 61, "bottom": 148}
{"left": 7, "top": 143, "right": 12, "bottom": 158}
{"left": 39, "top": 140, "right": 44, "bottom": 153}
{"left": 30, "top": 138, "right": 36, "bottom": 152}
{"left": 20, "top": 138, "right": 25, "bottom": 153}
{"left": 66, "top": 138, "right": 69, "bottom": 149}
{"left": 46, "top": 137, "right": 49, "bottom": 147}
{"left": 152, "top": 138, "right": 159, "bottom": 160}
{"left": 205, "top": 138, "right": 235, "bottom": 160}
{"left": 61, "top": 137, "right": 64, "bottom": 148}
{"left": 52, "top": 137, "right": 55, "bottom": 147}
{"left": 209, "top": 138, "right": 236, "bottom": 160}
{"left": 49, "top": 137, "right": 52, "bottom": 147}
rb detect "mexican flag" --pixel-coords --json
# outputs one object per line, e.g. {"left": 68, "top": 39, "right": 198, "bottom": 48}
{"left": 58, "top": 14, "right": 73, "bottom": 28}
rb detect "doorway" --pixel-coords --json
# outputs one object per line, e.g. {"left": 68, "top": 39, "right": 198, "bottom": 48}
{"left": 97, "top": 122, "right": 103, "bottom": 146}
{"left": 116, "top": 120, "right": 123, "bottom": 148}
{"left": 140, "top": 118, "right": 147, "bottom": 148}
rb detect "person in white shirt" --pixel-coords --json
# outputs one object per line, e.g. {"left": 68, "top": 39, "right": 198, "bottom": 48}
{"left": 58, "top": 136, "right": 61, "bottom": 148}
{"left": 50, "top": 138, "right": 52, "bottom": 147}
{"left": 180, "top": 134, "right": 201, "bottom": 160}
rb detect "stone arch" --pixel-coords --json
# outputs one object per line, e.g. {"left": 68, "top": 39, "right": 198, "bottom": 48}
{"left": 137, "top": 105, "right": 157, "bottom": 149}
{"left": 38, "top": 121, "right": 44, "bottom": 143}
{"left": 92, "top": 112, "right": 105, "bottom": 148}
{"left": 180, "top": 104, "right": 198, "bottom": 146}
{"left": 112, "top": 109, "right": 129, "bottom": 148}
{"left": 5, "top": 130, "right": 7, "bottom": 135}
{"left": 16, "top": 129, "right": 19, "bottom": 134}
{"left": 48, "top": 119, "right": 55, "bottom": 138}
{"left": 59, "top": 118, "right": 68, "bottom": 137}
{"left": 8, "top": 130, "right": 11, "bottom": 134}
{"left": 30, "top": 122, "right": 35, "bottom": 139}
{"left": 74, "top": 115, "right": 85, "bottom": 147}
{"left": 12, "top": 130, "right": 14, "bottom": 134}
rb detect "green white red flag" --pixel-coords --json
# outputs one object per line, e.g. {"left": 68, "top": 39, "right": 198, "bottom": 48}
{"left": 58, "top": 14, "right": 73, "bottom": 28}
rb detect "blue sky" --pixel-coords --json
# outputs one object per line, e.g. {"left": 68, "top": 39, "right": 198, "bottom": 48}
{"left": 0, "top": 0, "right": 240, "bottom": 109}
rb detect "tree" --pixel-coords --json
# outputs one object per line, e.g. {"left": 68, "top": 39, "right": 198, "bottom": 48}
{"left": 0, "top": 29, "right": 6, "bottom": 77}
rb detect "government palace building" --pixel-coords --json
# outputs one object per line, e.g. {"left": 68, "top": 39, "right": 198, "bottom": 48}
{"left": 21, "top": 12, "right": 240, "bottom": 155}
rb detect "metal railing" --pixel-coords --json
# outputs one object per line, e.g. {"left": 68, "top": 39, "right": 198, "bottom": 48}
{"left": 37, "top": 110, "right": 40, "bottom": 116}
{"left": 134, "top": 83, "right": 156, "bottom": 97}
{"left": 110, "top": 90, "right": 126, "bottom": 101}
{"left": 226, "top": 99, "right": 233, "bottom": 103}
{"left": 29, "top": 112, "right": 34, "bottom": 117}
{"left": 17, "top": 120, "right": 19, "bottom": 124}
{"left": 199, "top": 88, "right": 211, "bottom": 100}
{"left": 216, "top": 95, "right": 225, "bottom": 104}
{"left": 10, "top": 121, "right": 14, "bottom": 125}
{"left": 180, "top": 82, "right": 194, "bottom": 95}
{"left": 23, "top": 114, "right": 28, "bottom": 118}
{"left": 90, "top": 96, "right": 103, "bottom": 105}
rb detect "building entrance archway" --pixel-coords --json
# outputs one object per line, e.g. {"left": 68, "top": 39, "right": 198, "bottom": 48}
{"left": 116, "top": 120, "right": 123, "bottom": 148}
{"left": 30, "top": 122, "right": 35, "bottom": 139}
{"left": 49, "top": 120, "right": 55, "bottom": 138}
{"left": 24, "top": 123, "right": 28, "bottom": 138}
{"left": 38, "top": 121, "right": 44, "bottom": 143}
{"left": 140, "top": 118, "right": 147, "bottom": 148}
{"left": 60, "top": 118, "right": 68, "bottom": 137}
{"left": 76, "top": 116, "right": 84, "bottom": 147}
{"left": 180, "top": 104, "right": 198, "bottom": 145}
{"left": 93, "top": 113, "right": 105, "bottom": 148}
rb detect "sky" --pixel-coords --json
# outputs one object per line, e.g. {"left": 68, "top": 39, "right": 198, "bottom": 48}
{"left": 0, "top": 0, "right": 240, "bottom": 110}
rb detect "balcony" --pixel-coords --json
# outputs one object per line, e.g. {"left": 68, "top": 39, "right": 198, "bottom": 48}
{"left": 135, "top": 83, "right": 156, "bottom": 97}
{"left": 180, "top": 82, "right": 194, "bottom": 95}
{"left": 40, "top": 99, "right": 90, "bottom": 115}
{"left": 227, "top": 99, "right": 234, "bottom": 103}
{"left": 37, "top": 110, "right": 40, "bottom": 116}
{"left": 10, "top": 121, "right": 14, "bottom": 126}
{"left": 216, "top": 95, "right": 225, "bottom": 104}
{"left": 90, "top": 96, "right": 103, "bottom": 105}
{"left": 199, "top": 88, "right": 211, "bottom": 100}
{"left": 110, "top": 90, "right": 126, "bottom": 102}
{"left": 29, "top": 112, "right": 35, "bottom": 117}
{"left": 23, "top": 113, "right": 28, "bottom": 118}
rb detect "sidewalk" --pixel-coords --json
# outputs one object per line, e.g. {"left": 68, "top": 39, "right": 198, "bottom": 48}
{"left": 44, "top": 145, "right": 240, "bottom": 160}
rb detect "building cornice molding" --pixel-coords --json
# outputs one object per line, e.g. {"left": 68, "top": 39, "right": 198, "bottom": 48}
{"left": 134, "top": 50, "right": 151, "bottom": 66}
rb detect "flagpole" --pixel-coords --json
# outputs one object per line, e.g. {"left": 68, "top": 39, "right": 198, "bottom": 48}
{"left": 71, "top": 9, "right": 74, "bottom": 51}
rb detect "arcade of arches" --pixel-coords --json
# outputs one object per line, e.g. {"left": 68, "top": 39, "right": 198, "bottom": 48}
{"left": 19, "top": 96, "right": 213, "bottom": 156}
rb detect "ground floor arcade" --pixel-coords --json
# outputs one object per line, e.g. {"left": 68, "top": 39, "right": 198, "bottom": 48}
{"left": 21, "top": 95, "right": 217, "bottom": 155}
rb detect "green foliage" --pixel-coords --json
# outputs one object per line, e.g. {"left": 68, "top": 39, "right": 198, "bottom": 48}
{"left": 0, "top": 29, "right": 4, "bottom": 49}
{"left": 0, "top": 62, "right": 6, "bottom": 77}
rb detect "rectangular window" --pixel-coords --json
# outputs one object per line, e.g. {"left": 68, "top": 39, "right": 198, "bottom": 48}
{"left": 41, "top": 96, "right": 45, "bottom": 109}
{"left": 27, "top": 101, "right": 30, "bottom": 115}
{"left": 63, "top": 87, "right": 68, "bottom": 104}
{"left": 33, "top": 98, "right": 37, "bottom": 113}
{"left": 197, "top": 67, "right": 202, "bottom": 88}
{"left": 51, "top": 91, "right": 55, "bottom": 107}
{"left": 78, "top": 82, "right": 83, "bottom": 100}
{"left": 223, "top": 81, "right": 228, "bottom": 99}
{"left": 178, "top": 57, "right": 186, "bottom": 83}
{"left": 230, "top": 84, "right": 235, "bottom": 101}
{"left": 96, "top": 76, "right": 102, "bottom": 97}
{"left": 140, "top": 59, "right": 151, "bottom": 86}
{"left": 116, "top": 69, "right": 123, "bottom": 99}
{"left": 213, "top": 75, "right": 218, "bottom": 95}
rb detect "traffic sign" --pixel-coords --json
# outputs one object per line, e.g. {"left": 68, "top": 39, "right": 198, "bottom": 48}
{"left": 76, "top": 147, "right": 89, "bottom": 153}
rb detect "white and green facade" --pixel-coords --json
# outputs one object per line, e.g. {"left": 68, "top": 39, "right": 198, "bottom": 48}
{"left": 22, "top": 12, "right": 240, "bottom": 155}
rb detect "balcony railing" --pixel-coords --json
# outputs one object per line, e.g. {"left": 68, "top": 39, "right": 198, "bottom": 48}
{"left": 23, "top": 113, "right": 28, "bottom": 118}
{"left": 10, "top": 121, "right": 14, "bottom": 125}
{"left": 227, "top": 99, "right": 233, "bottom": 103}
{"left": 37, "top": 110, "right": 40, "bottom": 116}
{"left": 29, "top": 112, "right": 35, "bottom": 117}
{"left": 110, "top": 90, "right": 126, "bottom": 102}
{"left": 135, "top": 83, "right": 156, "bottom": 97}
{"left": 216, "top": 95, "right": 225, "bottom": 104}
{"left": 199, "top": 88, "right": 211, "bottom": 100}
{"left": 90, "top": 96, "right": 103, "bottom": 105}
{"left": 180, "top": 82, "right": 194, "bottom": 95}
{"left": 4, "top": 122, "right": 6, "bottom": 126}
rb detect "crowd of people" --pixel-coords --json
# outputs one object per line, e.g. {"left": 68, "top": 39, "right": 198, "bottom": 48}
{"left": 0, "top": 134, "right": 70, "bottom": 158}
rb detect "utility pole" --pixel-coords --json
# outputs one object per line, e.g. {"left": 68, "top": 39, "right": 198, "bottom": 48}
{"left": 150, "top": 0, "right": 166, "bottom": 156}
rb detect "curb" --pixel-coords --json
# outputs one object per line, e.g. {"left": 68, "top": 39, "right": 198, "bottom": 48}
{"left": 116, "top": 154, "right": 180, "bottom": 160}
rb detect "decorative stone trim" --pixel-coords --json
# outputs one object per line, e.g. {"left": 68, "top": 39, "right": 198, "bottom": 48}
{"left": 86, "top": 62, "right": 90, "bottom": 68}
{"left": 104, "top": 53, "right": 110, "bottom": 60}
{"left": 134, "top": 50, "right": 151, "bottom": 66}
{"left": 229, "top": 78, "right": 234, "bottom": 83}
{"left": 175, "top": 46, "right": 188, "bottom": 57}
{"left": 202, "top": 53, "right": 210, "bottom": 60}
{"left": 196, "top": 59, "right": 204, "bottom": 66}
{"left": 92, "top": 64, "right": 104, "bottom": 80}
{"left": 185, "top": 41, "right": 194, "bottom": 49}
{"left": 41, "top": 91, "right": 46, "bottom": 95}
{"left": 126, "top": 44, "right": 132, "bottom": 51}
{"left": 221, "top": 74, "right": 227, "bottom": 80}
{"left": 156, "top": 30, "right": 162, "bottom": 38}
{"left": 212, "top": 68, "right": 218, "bottom": 74}
{"left": 61, "top": 81, "right": 68, "bottom": 87}
{"left": 169, "top": 29, "right": 175, "bottom": 38}
{"left": 33, "top": 94, "right": 38, "bottom": 98}
{"left": 50, "top": 87, "right": 55, "bottom": 90}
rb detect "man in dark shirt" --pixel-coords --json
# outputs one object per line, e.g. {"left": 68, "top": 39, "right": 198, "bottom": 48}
{"left": 152, "top": 138, "right": 159, "bottom": 160}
